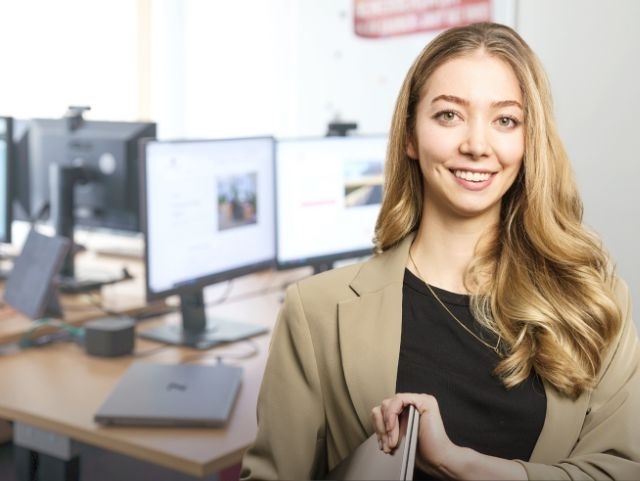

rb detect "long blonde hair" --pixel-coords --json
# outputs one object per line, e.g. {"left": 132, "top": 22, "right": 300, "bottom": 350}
{"left": 374, "top": 22, "right": 621, "bottom": 398}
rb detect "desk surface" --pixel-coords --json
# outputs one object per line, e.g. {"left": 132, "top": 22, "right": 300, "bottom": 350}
{"left": 0, "top": 260, "right": 311, "bottom": 477}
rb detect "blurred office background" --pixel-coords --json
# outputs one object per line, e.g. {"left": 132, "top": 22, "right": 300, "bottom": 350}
{"left": 1, "top": 0, "right": 639, "bottom": 325}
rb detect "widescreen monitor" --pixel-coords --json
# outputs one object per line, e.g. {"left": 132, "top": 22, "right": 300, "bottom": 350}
{"left": 0, "top": 116, "right": 12, "bottom": 244}
{"left": 275, "top": 134, "right": 387, "bottom": 273}
{"left": 139, "top": 136, "right": 275, "bottom": 349}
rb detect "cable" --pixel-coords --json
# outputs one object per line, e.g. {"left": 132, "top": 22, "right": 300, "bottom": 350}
{"left": 206, "top": 279, "right": 235, "bottom": 306}
{"left": 131, "top": 343, "right": 173, "bottom": 358}
{"left": 204, "top": 269, "right": 303, "bottom": 307}
{"left": 20, "top": 318, "right": 85, "bottom": 349}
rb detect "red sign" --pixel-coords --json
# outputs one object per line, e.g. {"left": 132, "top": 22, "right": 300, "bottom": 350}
{"left": 354, "top": 0, "right": 492, "bottom": 38}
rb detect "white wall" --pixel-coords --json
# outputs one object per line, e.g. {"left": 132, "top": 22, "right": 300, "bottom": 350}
{"left": 0, "top": 0, "right": 140, "bottom": 121}
{"left": 516, "top": 0, "right": 640, "bottom": 324}
{"left": 149, "top": 0, "right": 515, "bottom": 139}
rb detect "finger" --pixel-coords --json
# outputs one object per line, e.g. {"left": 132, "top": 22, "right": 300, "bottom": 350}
{"left": 371, "top": 405, "right": 389, "bottom": 451}
{"left": 380, "top": 396, "right": 405, "bottom": 433}
{"left": 380, "top": 397, "right": 408, "bottom": 452}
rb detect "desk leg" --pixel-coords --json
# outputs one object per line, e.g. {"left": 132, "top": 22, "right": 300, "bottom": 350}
{"left": 13, "top": 422, "right": 80, "bottom": 481}
{"left": 14, "top": 445, "right": 37, "bottom": 481}
{"left": 38, "top": 452, "right": 80, "bottom": 481}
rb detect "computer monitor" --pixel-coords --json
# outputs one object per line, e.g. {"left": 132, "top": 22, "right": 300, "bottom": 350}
{"left": 13, "top": 115, "right": 156, "bottom": 233}
{"left": 139, "top": 136, "right": 275, "bottom": 349}
{"left": 12, "top": 113, "right": 156, "bottom": 289}
{"left": 275, "top": 134, "right": 387, "bottom": 273}
{"left": 0, "top": 116, "right": 12, "bottom": 244}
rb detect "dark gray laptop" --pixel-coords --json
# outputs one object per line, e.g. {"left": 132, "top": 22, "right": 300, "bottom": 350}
{"left": 94, "top": 362, "right": 242, "bottom": 427}
{"left": 326, "top": 405, "right": 419, "bottom": 480}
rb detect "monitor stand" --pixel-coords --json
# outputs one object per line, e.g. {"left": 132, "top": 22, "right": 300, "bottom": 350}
{"left": 138, "top": 291, "right": 269, "bottom": 350}
{"left": 312, "top": 261, "right": 334, "bottom": 274}
{"left": 49, "top": 164, "right": 133, "bottom": 294}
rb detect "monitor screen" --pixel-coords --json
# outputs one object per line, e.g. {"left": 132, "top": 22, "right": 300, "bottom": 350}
{"left": 12, "top": 117, "right": 157, "bottom": 233}
{"left": 275, "top": 134, "right": 387, "bottom": 273}
{"left": 0, "top": 116, "right": 12, "bottom": 244}
{"left": 139, "top": 136, "right": 275, "bottom": 349}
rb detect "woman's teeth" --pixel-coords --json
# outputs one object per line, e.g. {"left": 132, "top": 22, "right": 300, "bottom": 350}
{"left": 454, "top": 170, "right": 491, "bottom": 182}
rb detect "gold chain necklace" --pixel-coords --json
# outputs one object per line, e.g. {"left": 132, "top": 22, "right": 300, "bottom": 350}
{"left": 408, "top": 249, "right": 503, "bottom": 357}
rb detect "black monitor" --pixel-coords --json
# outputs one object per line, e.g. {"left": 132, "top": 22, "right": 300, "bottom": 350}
{"left": 12, "top": 113, "right": 156, "bottom": 290}
{"left": 13, "top": 114, "right": 156, "bottom": 232}
{"left": 139, "top": 136, "right": 275, "bottom": 349}
{"left": 275, "top": 134, "right": 387, "bottom": 273}
{"left": 0, "top": 116, "right": 12, "bottom": 244}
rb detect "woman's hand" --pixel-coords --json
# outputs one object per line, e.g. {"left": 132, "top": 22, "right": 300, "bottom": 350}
{"left": 371, "top": 392, "right": 456, "bottom": 477}
{"left": 371, "top": 393, "right": 528, "bottom": 480}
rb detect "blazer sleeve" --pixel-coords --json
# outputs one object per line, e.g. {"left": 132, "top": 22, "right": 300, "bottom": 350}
{"left": 519, "top": 280, "right": 640, "bottom": 480}
{"left": 240, "top": 283, "right": 327, "bottom": 480}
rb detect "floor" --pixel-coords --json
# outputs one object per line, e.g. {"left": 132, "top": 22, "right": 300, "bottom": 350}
{"left": 0, "top": 438, "right": 239, "bottom": 481}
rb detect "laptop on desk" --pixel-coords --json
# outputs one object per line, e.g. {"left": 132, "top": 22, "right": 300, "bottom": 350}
{"left": 94, "top": 362, "right": 242, "bottom": 427}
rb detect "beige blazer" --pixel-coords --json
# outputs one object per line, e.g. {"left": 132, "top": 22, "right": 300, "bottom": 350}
{"left": 241, "top": 234, "right": 640, "bottom": 480}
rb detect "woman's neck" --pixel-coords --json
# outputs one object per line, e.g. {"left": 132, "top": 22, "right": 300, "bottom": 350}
{"left": 410, "top": 212, "right": 495, "bottom": 294}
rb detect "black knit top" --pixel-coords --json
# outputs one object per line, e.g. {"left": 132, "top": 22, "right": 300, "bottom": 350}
{"left": 397, "top": 269, "right": 547, "bottom": 479}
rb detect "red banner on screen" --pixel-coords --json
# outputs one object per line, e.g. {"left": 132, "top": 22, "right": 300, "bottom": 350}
{"left": 354, "top": 0, "right": 492, "bottom": 38}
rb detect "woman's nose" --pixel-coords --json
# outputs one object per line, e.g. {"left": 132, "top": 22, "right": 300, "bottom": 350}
{"left": 459, "top": 120, "right": 492, "bottom": 158}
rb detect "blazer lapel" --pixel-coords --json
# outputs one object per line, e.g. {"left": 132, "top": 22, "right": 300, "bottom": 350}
{"left": 337, "top": 235, "right": 414, "bottom": 432}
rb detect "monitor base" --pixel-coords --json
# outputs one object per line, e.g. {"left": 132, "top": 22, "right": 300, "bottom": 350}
{"left": 138, "top": 320, "right": 269, "bottom": 350}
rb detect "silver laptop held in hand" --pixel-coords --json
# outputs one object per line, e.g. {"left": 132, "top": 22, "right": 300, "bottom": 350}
{"left": 326, "top": 404, "right": 419, "bottom": 480}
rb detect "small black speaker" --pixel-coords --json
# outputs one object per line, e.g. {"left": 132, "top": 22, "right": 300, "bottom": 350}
{"left": 84, "top": 316, "right": 135, "bottom": 357}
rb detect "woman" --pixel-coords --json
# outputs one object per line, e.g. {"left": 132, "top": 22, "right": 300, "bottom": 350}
{"left": 241, "top": 22, "right": 640, "bottom": 480}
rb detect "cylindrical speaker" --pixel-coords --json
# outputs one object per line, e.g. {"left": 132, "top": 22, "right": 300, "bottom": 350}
{"left": 84, "top": 316, "right": 135, "bottom": 357}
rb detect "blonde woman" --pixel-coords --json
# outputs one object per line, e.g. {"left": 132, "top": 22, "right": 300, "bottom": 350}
{"left": 241, "top": 22, "right": 639, "bottom": 480}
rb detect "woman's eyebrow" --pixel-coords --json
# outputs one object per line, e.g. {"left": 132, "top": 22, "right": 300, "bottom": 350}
{"left": 431, "top": 94, "right": 522, "bottom": 110}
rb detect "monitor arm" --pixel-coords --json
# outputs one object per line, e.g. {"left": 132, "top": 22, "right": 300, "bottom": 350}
{"left": 49, "top": 164, "right": 93, "bottom": 278}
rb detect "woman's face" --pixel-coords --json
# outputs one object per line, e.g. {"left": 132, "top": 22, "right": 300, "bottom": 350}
{"left": 408, "top": 50, "right": 525, "bottom": 224}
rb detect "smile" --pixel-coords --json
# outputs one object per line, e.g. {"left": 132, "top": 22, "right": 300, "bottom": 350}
{"left": 453, "top": 170, "right": 492, "bottom": 182}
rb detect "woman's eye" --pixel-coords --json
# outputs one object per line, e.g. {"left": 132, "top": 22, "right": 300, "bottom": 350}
{"left": 436, "top": 110, "right": 458, "bottom": 122}
{"left": 497, "top": 116, "right": 519, "bottom": 128}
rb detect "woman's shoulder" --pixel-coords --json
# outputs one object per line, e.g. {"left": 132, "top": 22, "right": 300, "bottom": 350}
{"left": 294, "top": 259, "right": 370, "bottom": 298}
{"left": 283, "top": 236, "right": 412, "bottom": 306}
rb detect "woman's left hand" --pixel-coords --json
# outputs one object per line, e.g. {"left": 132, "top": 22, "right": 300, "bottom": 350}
{"left": 371, "top": 392, "right": 456, "bottom": 476}
{"left": 371, "top": 393, "right": 528, "bottom": 480}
